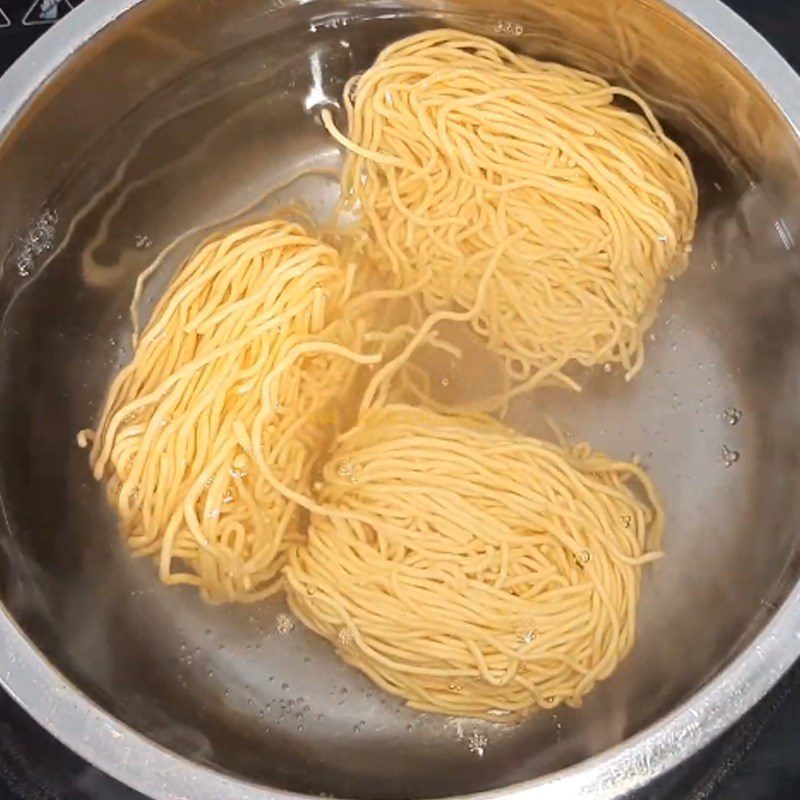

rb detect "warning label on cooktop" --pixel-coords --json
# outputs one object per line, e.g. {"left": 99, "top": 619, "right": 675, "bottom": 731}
{"left": 22, "top": 0, "right": 73, "bottom": 25}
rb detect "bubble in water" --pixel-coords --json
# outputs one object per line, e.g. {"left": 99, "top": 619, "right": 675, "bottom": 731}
{"left": 16, "top": 209, "right": 58, "bottom": 278}
{"left": 337, "top": 628, "right": 353, "bottom": 647}
{"left": 494, "top": 19, "right": 524, "bottom": 36}
{"left": 573, "top": 549, "right": 591, "bottom": 569}
{"left": 467, "top": 731, "right": 488, "bottom": 757}
{"left": 722, "top": 407, "right": 743, "bottom": 426}
{"left": 275, "top": 614, "right": 295, "bottom": 636}
{"left": 134, "top": 234, "right": 153, "bottom": 249}
{"left": 517, "top": 630, "right": 536, "bottom": 645}
{"left": 337, "top": 458, "right": 360, "bottom": 484}
{"left": 720, "top": 444, "right": 740, "bottom": 468}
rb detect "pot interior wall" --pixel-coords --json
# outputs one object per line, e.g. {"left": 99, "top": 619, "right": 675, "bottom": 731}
{"left": 2, "top": 1, "right": 800, "bottom": 797}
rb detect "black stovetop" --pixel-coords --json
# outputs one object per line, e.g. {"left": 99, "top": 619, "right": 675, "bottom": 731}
{"left": 1, "top": 1, "right": 800, "bottom": 798}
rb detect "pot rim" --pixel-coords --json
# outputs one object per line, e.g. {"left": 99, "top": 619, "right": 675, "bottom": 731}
{"left": 2, "top": 1, "right": 800, "bottom": 798}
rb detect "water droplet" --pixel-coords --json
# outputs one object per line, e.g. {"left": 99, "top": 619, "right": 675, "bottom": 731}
{"left": 281, "top": 682, "right": 290, "bottom": 691}
{"left": 206, "top": 508, "right": 221, "bottom": 519}
{"left": 222, "top": 489, "right": 234, "bottom": 504}
{"left": 722, "top": 407, "right": 743, "bottom": 426}
{"left": 720, "top": 444, "right": 740, "bottom": 468}
{"left": 467, "top": 731, "right": 488, "bottom": 757}
{"left": 449, "top": 680, "right": 464, "bottom": 691}
{"left": 134, "top": 234, "right": 152, "bottom": 249}
{"left": 275, "top": 614, "right": 295, "bottom": 635}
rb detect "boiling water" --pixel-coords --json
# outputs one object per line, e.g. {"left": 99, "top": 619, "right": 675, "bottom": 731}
{"left": 2, "top": 4, "right": 800, "bottom": 798}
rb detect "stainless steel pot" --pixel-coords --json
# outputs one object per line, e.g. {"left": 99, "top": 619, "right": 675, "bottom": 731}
{"left": 2, "top": 1, "right": 800, "bottom": 798}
